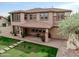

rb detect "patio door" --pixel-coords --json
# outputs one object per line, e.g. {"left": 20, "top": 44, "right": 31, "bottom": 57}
{"left": 23, "top": 28, "right": 28, "bottom": 36}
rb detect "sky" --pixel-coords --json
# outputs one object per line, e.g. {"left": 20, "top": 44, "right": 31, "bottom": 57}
{"left": 0, "top": 2, "right": 79, "bottom": 16}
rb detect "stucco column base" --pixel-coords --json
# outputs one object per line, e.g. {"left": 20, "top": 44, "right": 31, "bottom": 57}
{"left": 45, "top": 29, "right": 49, "bottom": 42}
{"left": 19, "top": 27, "right": 22, "bottom": 38}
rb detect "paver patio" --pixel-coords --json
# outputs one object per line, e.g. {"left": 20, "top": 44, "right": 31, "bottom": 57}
{"left": 0, "top": 26, "right": 79, "bottom": 57}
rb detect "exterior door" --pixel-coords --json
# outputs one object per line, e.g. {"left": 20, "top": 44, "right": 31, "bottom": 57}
{"left": 23, "top": 28, "right": 28, "bottom": 36}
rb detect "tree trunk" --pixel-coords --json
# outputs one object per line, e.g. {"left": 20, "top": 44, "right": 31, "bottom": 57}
{"left": 67, "top": 33, "right": 79, "bottom": 50}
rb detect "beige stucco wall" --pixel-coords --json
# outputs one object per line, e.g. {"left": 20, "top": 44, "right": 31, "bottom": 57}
{"left": 10, "top": 11, "right": 71, "bottom": 40}
{"left": 48, "top": 12, "right": 53, "bottom": 25}
{"left": 49, "top": 27, "right": 68, "bottom": 40}
{"left": 10, "top": 12, "right": 53, "bottom": 26}
{"left": 20, "top": 13, "right": 25, "bottom": 23}
{"left": 0, "top": 18, "right": 7, "bottom": 27}
{"left": 26, "top": 12, "right": 53, "bottom": 26}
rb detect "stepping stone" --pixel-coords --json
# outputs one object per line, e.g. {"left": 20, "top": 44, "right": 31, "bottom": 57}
{"left": 9, "top": 45, "right": 15, "bottom": 48}
{"left": 19, "top": 42, "right": 22, "bottom": 44}
{"left": 21, "top": 41, "right": 24, "bottom": 42}
{"left": 20, "top": 41, "right": 24, "bottom": 43}
{"left": 17, "top": 42, "right": 21, "bottom": 44}
{"left": 17, "top": 42, "right": 20, "bottom": 44}
{"left": 0, "top": 49, "right": 5, "bottom": 53}
{"left": 4, "top": 47, "right": 10, "bottom": 51}
{"left": 13, "top": 44, "right": 18, "bottom": 46}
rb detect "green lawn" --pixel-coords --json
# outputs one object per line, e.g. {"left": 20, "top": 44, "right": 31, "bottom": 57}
{"left": 0, "top": 36, "right": 58, "bottom": 57}
{"left": 0, "top": 49, "right": 27, "bottom": 57}
{"left": 0, "top": 45, "right": 7, "bottom": 49}
{"left": 0, "top": 36, "right": 19, "bottom": 46}
{"left": 0, "top": 36, "right": 19, "bottom": 49}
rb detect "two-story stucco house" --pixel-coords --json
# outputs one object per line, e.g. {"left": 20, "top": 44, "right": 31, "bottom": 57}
{"left": 9, "top": 8, "right": 72, "bottom": 42}
{"left": 0, "top": 16, "right": 7, "bottom": 27}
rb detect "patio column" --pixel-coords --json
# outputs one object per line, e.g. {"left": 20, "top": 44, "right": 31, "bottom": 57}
{"left": 20, "top": 27, "right": 25, "bottom": 38}
{"left": 45, "top": 29, "right": 49, "bottom": 42}
{"left": 19, "top": 27, "right": 22, "bottom": 37}
{"left": 10, "top": 14, "right": 12, "bottom": 25}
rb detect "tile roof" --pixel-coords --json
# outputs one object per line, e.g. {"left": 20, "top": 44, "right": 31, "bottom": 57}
{"left": 0, "top": 16, "right": 6, "bottom": 19}
{"left": 12, "top": 21, "right": 52, "bottom": 29}
{"left": 9, "top": 8, "right": 72, "bottom": 14}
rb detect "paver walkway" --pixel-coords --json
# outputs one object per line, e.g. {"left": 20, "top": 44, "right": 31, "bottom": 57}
{"left": 0, "top": 40, "right": 24, "bottom": 54}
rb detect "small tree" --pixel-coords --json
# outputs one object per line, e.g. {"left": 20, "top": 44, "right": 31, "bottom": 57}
{"left": 59, "top": 13, "right": 79, "bottom": 50}
{"left": 7, "top": 15, "right": 11, "bottom": 25}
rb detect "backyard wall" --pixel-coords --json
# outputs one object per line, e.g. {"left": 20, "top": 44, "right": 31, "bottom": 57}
{"left": 50, "top": 27, "right": 68, "bottom": 40}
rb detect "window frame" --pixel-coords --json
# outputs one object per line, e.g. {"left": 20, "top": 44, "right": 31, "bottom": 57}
{"left": 24, "top": 14, "right": 27, "bottom": 20}
{"left": 53, "top": 12, "right": 65, "bottom": 21}
{"left": 12, "top": 13, "right": 20, "bottom": 22}
{"left": 40, "top": 13, "right": 49, "bottom": 20}
{"left": 29, "top": 13, "right": 37, "bottom": 20}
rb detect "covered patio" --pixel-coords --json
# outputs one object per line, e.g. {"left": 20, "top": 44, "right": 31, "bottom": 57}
{"left": 1, "top": 26, "right": 79, "bottom": 57}
{"left": 12, "top": 21, "right": 52, "bottom": 42}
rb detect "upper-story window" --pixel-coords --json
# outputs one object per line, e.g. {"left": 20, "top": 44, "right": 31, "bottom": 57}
{"left": 0, "top": 17, "right": 1, "bottom": 19}
{"left": 53, "top": 13, "right": 65, "bottom": 21}
{"left": 29, "top": 14, "right": 36, "bottom": 20}
{"left": 12, "top": 13, "right": 20, "bottom": 22}
{"left": 24, "top": 14, "right": 27, "bottom": 20}
{"left": 30, "top": 14, "right": 32, "bottom": 20}
{"left": 40, "top": 13, "right": 48, "bottom": 21}
{"left": 60, "top": 13, "right": 65, "bottom": 19}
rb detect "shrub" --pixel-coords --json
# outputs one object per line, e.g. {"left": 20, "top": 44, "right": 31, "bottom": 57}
{"left": 41, "top": 48, "right": 45, "bottom": 52}
{"left": 12, "top": 31, "right": 17, "bottom": 36}
{"left": 28, "top": 46, "right": 32, "bottom": 50}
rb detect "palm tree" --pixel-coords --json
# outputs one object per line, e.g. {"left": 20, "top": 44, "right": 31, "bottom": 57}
{"left": 59, "top": 13, "right": 79, "bottom": 50}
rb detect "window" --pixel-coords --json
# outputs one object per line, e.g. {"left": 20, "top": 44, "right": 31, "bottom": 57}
{"left": 24, "top": 14, "right": 27, "bottom": 20}
{"left": 40, "top": 13, "right": 48, "bottom": 20}
{"left": 39, "top": 30, "right": 42, "bottom": 32}
{"left": 61, "top": 13, "right": 65, "bottom": 19}
{"left": 2, "top": 23, "right": 6, "bottom": 27}
{"left": 53, "top": 13, "right": 65, "bottom": 21}
{"left": 43, "top": 30, "right": 45, "bottom": 33}
{"left": 12, "top": 13, "right": 20, "bottom": 22}
{"left": 0, "top": 17, "right": 1, "bottom": 19}
{"left": 31, "top": 29, "right": 45, "bottom": 33}
{"left": 29, "top": 14, "right": 36, "bottom": 20}
{"left": 32, "top": 29, "right": 35, "bottom": 32}
{"left": 57, "top": 13, "right": 65, "bottom": 20}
